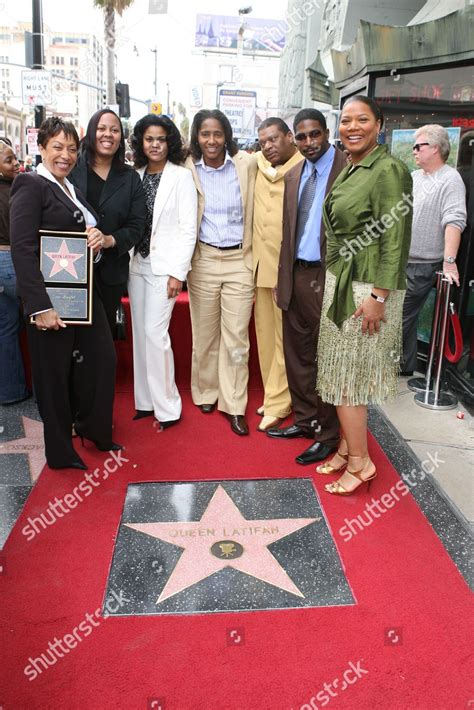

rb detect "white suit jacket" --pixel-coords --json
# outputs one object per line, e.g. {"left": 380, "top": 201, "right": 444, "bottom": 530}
{"left": 134, "top": 161, "right": 198, "bottom": 281}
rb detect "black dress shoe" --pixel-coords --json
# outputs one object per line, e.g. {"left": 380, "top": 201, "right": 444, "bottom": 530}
{"left": 133, "top": 410, "right": 154, "bottom": 420}
{"left": 296, "top": 442, "right": 337, "bottom": 465}
{"left": 159, "top": 418, "right": 180, "bottom": 429}
{"left": 49, "top": 458, "right": 87, "bottom": 471}
{"left": 199, "top": 403, "right": 216, "bottom": 414}
{"left": 266, "top": 424, "right": 312, "bottom": 440}
{"left": 229, "top": 415, "right": 249, "bottom": 436}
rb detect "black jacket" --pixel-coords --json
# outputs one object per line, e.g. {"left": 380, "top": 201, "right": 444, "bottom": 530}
{"left": 10, "top": 172, "right": 98, "bottom": 315}
{"left": 70, "top": 157, "right": 145, "bottom": 286}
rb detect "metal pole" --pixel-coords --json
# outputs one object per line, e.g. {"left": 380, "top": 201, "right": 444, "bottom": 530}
{"left": 407, "top": 271, "right": 444, "bottom": 393}
{"left": 151, "top": 47, "right": 157, "bottom": 97}
{"left": 414, "top": 276, "right": 458, "bottom": 410}
{"left": 32, "top": 0, "right": 45, "bottom": 128}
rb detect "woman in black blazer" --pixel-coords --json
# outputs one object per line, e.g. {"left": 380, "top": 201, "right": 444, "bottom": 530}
{"left": 10, "top": 117, "right": 120, "bottom": 471}
{"left": 70, "top": 109, "right": 146, "bottom": 334}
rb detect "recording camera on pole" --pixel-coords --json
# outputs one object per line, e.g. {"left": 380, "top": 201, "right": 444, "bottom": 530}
{"left": 115, "top": 82, "right": 130, "bottom": 118}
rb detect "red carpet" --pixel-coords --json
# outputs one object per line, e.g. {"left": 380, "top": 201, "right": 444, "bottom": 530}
{"left": 3, "top": 298, "right": 472, "bottom": 709}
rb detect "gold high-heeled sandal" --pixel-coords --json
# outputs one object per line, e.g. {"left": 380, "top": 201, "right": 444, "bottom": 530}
{"left": 324, "top": 461, "right": 377, "bottom": 496}
{"left": 316, "top": 440, "right": 348, "bottom": 475}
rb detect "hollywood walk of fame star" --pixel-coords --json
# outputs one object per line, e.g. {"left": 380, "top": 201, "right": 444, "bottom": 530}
{"left": 125, "top": 485, "right": 321, "bottom": 603}
{"left": 45, "top": 239, "right": 84, "bottom": 279}
{"left": 0, "top": 416, "right": 45, "bottom": 481}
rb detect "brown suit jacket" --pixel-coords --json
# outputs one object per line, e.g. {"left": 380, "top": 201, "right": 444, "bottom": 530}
{"left": 276, "top": 146, "right": 347, "bottom": 311}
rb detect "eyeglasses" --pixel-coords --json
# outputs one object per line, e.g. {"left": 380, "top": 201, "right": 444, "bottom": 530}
{"left": 294, "top": 129, "right": 322, "bottom": 142}
{"left": 412, "top": 142, "right": 430, "bottom": 152}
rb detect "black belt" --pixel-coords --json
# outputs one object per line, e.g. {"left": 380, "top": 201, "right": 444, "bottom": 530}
{"left": 200, "top": 241, "right": 243, "bottom": 251}
{"left": 294, "top": 259, "right": 321, "bottom": 268}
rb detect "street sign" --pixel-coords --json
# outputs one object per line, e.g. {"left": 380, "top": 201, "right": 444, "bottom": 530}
{"left": 150, "top": 102, "right": 163, "bottom": 115}
{"left": 190, "top": 86, "right": 203, "bottom": 108}
{"left": 218, "top": 89, "right": 257, "bottom": 139}
{"left": 26, "top": 127, "right": 40, "bottom": 156}
{"left": 22, "top": 70, "right": 52, "bottom": 106}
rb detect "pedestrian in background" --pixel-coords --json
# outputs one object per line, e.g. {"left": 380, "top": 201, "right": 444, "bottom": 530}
{"left": 0, "top": 139, "right": 30, "bottom": 405}
{"left": 401, "top": 124, "right": 466, "bottom": 375}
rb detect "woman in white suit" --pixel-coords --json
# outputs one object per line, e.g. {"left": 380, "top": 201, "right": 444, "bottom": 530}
{"left": 129, "top": 114, "right": 198, "bottom": 427}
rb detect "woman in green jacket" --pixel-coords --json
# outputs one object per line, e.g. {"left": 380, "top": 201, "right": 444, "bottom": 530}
{"left": 316, "top": 96, "right": 412, "bottom": 495}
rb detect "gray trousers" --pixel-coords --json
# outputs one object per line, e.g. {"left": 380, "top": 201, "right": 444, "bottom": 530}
{"left": 402, "top": 261, "right": 442, "bottom": 372}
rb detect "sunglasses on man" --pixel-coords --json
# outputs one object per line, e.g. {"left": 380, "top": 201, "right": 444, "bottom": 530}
{"left": 412, "top": 142, "right": 430, "bottom": 152}
{"left": 294, "top": 129, "right": 322, "bottom": 142}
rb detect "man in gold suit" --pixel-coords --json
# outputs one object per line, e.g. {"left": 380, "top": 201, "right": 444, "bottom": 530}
{"left": 253, "top": 118, "right": 303, "bottom": 431}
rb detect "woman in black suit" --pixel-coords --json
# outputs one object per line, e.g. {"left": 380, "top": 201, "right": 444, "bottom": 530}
{"left": 10, "top": 117, "right": 120, "bottom": 471}
{"left": 70, "top": 109, "right": 146, "bottom": 334}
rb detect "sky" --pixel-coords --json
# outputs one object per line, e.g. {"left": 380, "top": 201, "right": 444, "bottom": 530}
{"left": 4, "top": 0, "right": 289, "bottom": 120}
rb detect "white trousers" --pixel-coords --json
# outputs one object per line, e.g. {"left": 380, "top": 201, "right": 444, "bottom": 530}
{"left": 128, "top": 256, "right": 181, "bottom": 421}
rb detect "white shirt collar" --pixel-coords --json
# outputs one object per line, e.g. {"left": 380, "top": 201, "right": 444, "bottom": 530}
{"left": 37, "top": 162, "right": 76, "bottom": 194}
{"left": 196, "top": 151, "right": 233, "bottom": 170}
{"left": 37, "top": 162, "right": 96, "bottom": 228}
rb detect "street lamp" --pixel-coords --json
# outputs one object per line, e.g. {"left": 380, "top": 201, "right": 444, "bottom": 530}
{"left": 151, "top": 47, "right": 158, "bottom": 98}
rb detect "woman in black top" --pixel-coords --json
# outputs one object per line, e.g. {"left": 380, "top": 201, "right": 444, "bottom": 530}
{"left": 70, "top": 109, "right": 146, "bottom": 334}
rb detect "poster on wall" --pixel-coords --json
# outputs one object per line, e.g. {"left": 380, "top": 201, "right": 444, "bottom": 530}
{"left": 391, "top": 127, "right": 461, "bottom": 172}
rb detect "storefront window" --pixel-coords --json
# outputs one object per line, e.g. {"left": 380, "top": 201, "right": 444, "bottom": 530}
{"left": 375, "top": 65, "right": 473, "bottom": 406}
{"left": 374, "top": 65, "right": 473, "bottom": 181}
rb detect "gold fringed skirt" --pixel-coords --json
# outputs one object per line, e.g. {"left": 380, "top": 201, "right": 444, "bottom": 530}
{"left": 317, "top": 271, "right": 405, "bottom": 406}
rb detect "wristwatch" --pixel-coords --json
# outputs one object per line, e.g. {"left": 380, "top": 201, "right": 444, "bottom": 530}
{"left": 370, "top": 292, "right": 386, "bottom": 303}
{"left": 444, "top": 256, "right": 456, "bottom": 264}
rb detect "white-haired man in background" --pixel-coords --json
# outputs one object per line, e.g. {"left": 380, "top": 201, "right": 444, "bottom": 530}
{"left": 401, "top": 124, "right": 467, "bottom": 375}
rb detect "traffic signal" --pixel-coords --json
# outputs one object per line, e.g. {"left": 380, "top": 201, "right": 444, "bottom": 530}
{"left": 115, "top": 82, "right": 130, "bottom": 118}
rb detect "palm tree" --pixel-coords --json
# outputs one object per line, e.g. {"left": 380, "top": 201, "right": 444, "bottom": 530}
{"left": 93, "top": 0, "right": 134, "bottom": 105}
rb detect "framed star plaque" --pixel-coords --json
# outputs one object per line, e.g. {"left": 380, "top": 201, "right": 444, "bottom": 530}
{"left": 33, "top": 230, "right": 93, "bottom": 325}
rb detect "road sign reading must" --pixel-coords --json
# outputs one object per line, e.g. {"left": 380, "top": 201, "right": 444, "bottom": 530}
{"left": 22, "top": 70, "right": 52, "bottom": 106}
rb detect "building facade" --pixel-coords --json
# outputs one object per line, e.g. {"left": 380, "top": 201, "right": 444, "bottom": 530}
{"left": 0, "top": 21, "right": 104, "bottom": 155}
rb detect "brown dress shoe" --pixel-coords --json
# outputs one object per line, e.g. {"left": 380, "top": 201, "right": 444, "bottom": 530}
{"left": 229, "top": 415, "right": 249, "bottom": 436}
{"left": 199, "top": 403, "right": 216, "bottom": 414}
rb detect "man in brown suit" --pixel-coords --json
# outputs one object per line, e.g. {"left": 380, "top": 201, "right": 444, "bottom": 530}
{"left": 267, "top": 108, "right": 347, "bottom": 464}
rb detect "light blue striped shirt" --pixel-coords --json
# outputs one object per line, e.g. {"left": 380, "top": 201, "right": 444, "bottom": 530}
{"left": 196, "top": 152, "right": 244, "bottom": 247}
{"left": 296, "top": 144, "right": 335, "bottom": 261}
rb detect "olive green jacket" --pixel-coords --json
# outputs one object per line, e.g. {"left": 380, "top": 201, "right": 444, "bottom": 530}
{"left": 323, "top": 145, "right": 413, "bottom": 327}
